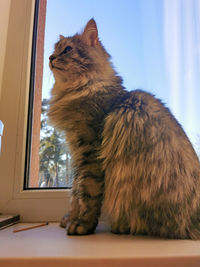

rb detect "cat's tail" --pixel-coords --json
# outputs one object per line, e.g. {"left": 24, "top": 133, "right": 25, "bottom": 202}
{"left": 184, "top": 206, "right": 200, "bottom": 240}
{"left": 186, "top": 220, "right": 200, "bottom": 240}
{"left": 186, "top": 227, "right": 200, "bottom": 240}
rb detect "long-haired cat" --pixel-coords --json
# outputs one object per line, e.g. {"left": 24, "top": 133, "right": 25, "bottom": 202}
{"left": 48, "top": 19, "right": 200, "bottom": 239}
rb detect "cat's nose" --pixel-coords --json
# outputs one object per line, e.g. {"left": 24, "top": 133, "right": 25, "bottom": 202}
{"left": 49, "top": 55, "right": 56, "bottom": 62}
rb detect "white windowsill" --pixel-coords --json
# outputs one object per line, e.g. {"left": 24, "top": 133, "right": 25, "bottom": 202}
{"left": 1, "top": 222, "right": 200, "bottom": 267}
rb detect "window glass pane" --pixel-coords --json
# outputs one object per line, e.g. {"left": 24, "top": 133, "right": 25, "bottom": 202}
{"left": 27, "top": 0, "right": 200, "bottom": 188}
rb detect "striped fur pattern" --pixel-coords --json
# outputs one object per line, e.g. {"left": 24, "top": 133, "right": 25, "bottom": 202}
{"left": 48, "top": 19, "right": 200, "bottom": 239}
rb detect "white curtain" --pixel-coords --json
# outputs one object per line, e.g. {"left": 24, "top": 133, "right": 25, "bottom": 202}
{"left": 163, "top": 0, "right": 200, "bottom": 153}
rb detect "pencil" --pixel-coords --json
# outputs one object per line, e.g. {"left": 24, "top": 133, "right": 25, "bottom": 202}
{"left": 13, "top": 222, "right": 48, "bottom": 233}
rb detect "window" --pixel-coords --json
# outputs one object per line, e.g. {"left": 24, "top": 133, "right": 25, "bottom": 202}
{"left": 25, "top": 0, "right": 73, "bottom": 189}
{"left": 26, "top": 0, "right": 73, "bottom": 189}
{"left": 0, "top": 0, "right": 199, "bottom": 221}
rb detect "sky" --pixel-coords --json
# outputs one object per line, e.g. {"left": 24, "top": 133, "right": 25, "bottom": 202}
{"left": 41, "top": 0, "right": 200, "bottom": 153}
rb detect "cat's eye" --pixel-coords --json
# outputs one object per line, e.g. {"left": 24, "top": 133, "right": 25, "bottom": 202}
{"left": 61, "top": 46, "right": 72, "bottom": 54}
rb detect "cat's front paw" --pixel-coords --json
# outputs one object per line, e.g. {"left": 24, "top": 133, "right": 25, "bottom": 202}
{"left": 60, "top": 214, "right": 70, "bottom": 228}
{"left": 67, "top": 220, "right": 97, "bottom": 235}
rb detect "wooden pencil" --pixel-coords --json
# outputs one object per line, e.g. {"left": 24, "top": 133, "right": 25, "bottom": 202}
{"left": 13, "top": 222, "right": 48, "bottom": 233}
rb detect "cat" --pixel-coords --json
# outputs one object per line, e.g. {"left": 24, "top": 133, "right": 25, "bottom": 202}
{"left": 48, "top": 19, "right": 200, "bottom": 239}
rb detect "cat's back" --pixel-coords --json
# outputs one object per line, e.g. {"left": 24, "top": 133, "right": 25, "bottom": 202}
{"left": 102, "top": 89, "right": 200, "bottom": 168}
{"left": 114, "top": 89, "right": 191, "bottom": 140}
{"left": 117, "top": 89, "right": 177, "bottom": 123}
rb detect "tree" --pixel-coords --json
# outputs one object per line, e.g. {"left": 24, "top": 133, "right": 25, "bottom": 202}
{"left": 39, "top": 99, "right": 72, "bottom": 187}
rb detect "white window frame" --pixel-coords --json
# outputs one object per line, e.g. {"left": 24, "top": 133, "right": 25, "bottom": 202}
{"left": 0, "top": 0, "right": 70, "bottom": 222}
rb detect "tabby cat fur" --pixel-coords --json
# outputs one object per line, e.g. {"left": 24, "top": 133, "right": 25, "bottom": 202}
{"left": 48, "top": 19, "right": 200, "bottom": 239}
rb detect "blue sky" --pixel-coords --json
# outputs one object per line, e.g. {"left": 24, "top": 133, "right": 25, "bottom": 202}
{"left": 42, "top": 0, "right": 200, "bottom": 153}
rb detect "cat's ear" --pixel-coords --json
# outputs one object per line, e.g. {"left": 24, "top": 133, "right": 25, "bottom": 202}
{"left": 59, "top": 35, "right": 65, "bottom": 40}
{"left": 82, "top": 19, "right": 99, "bottom": 47}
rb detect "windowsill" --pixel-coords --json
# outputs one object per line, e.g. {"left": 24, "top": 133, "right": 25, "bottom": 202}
{"left": 1, "top": 222, "right": 200, "bottom": 267}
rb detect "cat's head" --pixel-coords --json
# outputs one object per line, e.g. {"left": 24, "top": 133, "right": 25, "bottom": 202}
{"left": 49, "top": 19, "right": 114, "bottom": 86}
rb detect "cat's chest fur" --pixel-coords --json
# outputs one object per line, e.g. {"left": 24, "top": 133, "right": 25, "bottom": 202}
{"left": 49, "top": 81, "right": 126, "bottom": 135}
